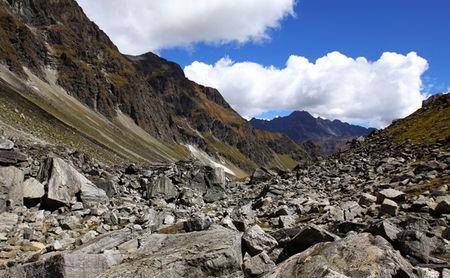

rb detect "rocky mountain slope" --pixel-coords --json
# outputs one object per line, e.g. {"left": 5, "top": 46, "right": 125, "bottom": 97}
{"left": 250, "top": 111, "right": 375, "bottom": 154}
{"left": 0, "top": 0, "right": 311, "bottom": 176}
{"left": 0, "top": 92, "right": 448, "bottom": 277}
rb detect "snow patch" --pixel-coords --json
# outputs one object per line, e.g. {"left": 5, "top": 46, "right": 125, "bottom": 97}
{"left": 186, "top": 145, "right": 235, "bottom": 176}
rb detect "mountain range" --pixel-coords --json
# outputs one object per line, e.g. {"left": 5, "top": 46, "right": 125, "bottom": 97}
{"left": 250, "top": 111, "right": 376, "bottom": 154}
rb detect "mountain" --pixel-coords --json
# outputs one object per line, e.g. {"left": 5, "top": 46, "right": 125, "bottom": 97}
{"left": 250, "top": 111, "right": 375, "bottom": 154}
{"left": 0, "top": 0, "right": 312, "bottom": 176}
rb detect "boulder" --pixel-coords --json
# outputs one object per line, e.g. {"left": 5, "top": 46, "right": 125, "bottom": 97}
{"left": 98, "top": 226, "right": 242, "bottom": 277}
{"left": 250, "top": 168, "right": 272, "bottom": 183}
{"left": 39, "top": 157, "right": 108, "bottom": 208}
{"left": 0, "top": 138, "right": 13, "bottom": 150}
{"left": 278, "top": 224, "right": 340, "bottom": 262}
{"left": 377, "top": 189, "right": 406, "bottom": 203}
{"left": 22, "top": 178, "right": 45, "bottom": 199}
{"left": 433, "top": 196, "right": 449, "bottom": 215}
{"left": 380, "top": 199, "right": 399, "bottom": 216}
{"left": 358, "top": 193, "right": 377, "bottom": 207}
{"left": 242, "top": 224, "right": 278, "bottom": 256}
{"left": 0, "top": 150, "right": 27, "bottom": 166}
{"left": 243, "top": 251, "right": 275, "bottom": 277}
{"left": 0, "top": 166, "right": 24, "bottom": 211}
{"left": 367, "top": 220, "right": 401, "bottom": 242}
{"left": 146, "top": 175, "right": 178, "bottom": 201}
{"left": 268, "top": 233, "right": 416, "bottom": 278}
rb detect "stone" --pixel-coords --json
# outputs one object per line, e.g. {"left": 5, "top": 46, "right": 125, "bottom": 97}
{"left": 0, "top": 138, "right": 13, "bottom": 150}
{"left": 203, "top": 183, "right": 226, "bottom": 203}
{"left": 22, "top": 178, "right": 45, "bottom": 199}
{"left": 377, "top": 188, "right": 406, "bottom": 203}
{"left": 146, "top": 175, "right": 178, "bottom": 201}
{"left": 340, "top": 201, "right": 364, "bottom": 221}
{"left": 0, "top": 212, "right": 18, "bottom": 231}
{"left": 231, "top": 203, "right": 256, "bottom": 231}
{"left": 0, "top": 166, "right": 24, "bottom": 211}
{"left": 278, "top": 224, "right": 340, "bottom": 262}
{"left": 184, "top": 216, "right": 211, "bottom": 232}
{"left": 204, "top": 166, "right": 226, "bottom": 187}
{"left": 0, "top": 150, "right": 27, "bottom": 166}
{"left": 268, "top": 233, "right": 416, "bottom": 278}
{"left": 98, "top": 226, "right": 242, "bottom": 277}
{"left": 367, "top": 220, "right": 401, "bottom": 242}
{"left": 395, "top": 230, "right": 437, "bottom": 264}
{"left": 242, "top": 225, "right": 278, "bottom": 256}
{"left": 358, "top": 193, "right": 377, "bottom": 207}
{"left": 417, "top": 267, "right": 440, "bottom": 278}
{"left": 39, "top": 157, "right": 107, "bottom": 208}
{"left": 243, "top": 251, "right": 275, "bottom": 277}
{"left": 250, "top": 168, "right": 272, "bottom": 183}
{"left": 380, "top": 199, "right": 398, "bottom": 216}
{"left": 434, "top": 196, "right": 450, "bottom": 215}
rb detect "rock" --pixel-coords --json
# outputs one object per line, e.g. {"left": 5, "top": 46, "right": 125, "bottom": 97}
{"left": 242, "top": 225, "right": 278, "bottom": 256}
{"left": 60, "top": 215, "right": 81, "bottom": 230}
{"left": 395, "top": 230, "right": 438, "bottom": 264}
{"left": 231, "top": 203, "right": 256, "bottom": 231}
{"left": 204, "top": 166, "right": 226, "bottom": 187}
{"left": 98, "top": 226, "right": 242, "bottom": 277}
{"left": 380, "top": 199, "right": 399, "bottom": 216}
{"left": 0, "top": 139, "right": 13, "bottom": 151}
{"left": 203, "top": 183, "right": 226, "bottom": 203}
{"left": 434, "top": 196, "right": 450, "bottom": 215}
{"left": 377, "top": 188, "right": 406, "bottom": 203}
{"left": 268, "top": 233, "right": 416, "bottom": 278}
{"left": 243, "top": 251, "right": 275, "bottom": 277}
{"left": 278, "top": 224, "right": 339, "bottom": 262}
{"left": 250, "top": 168, "right": 272, "bottom": 183}
{"left": 146, "top": 175, "right": 178, "bottom": 201}
{"left": 39, "top": 157, "right": 107, "bottom": 208}
{"left": 0, "top": 167, "right": 24, "bottom": 211}
{"left": 0, "top": 212, "right": 18, "bottom": 231}
{"left": 358, "top": 193, "right": 377, "bottom": 207}
{"left": 367, "top": 220, "right": 402, "bottom": 242}
{"left": 22, "top": 178, "right": 45, "bottom": 200}
{"left": 416, "top": 267, "right": 440, "bottom": 278}
{"left": 340, "top": 201, "right": 364, "bottom": 221}
{"left": 184, "top": 216, "right": 211, "bottom": 232}
{"left": 0, "top": 150, "right": 27, "bottom": 166}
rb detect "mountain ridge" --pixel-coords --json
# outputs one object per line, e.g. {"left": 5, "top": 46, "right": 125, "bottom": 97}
{"left": 250, "top": 110, "right": 376, "bottom": 154}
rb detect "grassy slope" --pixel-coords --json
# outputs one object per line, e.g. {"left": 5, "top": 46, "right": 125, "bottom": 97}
{"left": 384, "top": 94, "right": 450, "bottom": 146}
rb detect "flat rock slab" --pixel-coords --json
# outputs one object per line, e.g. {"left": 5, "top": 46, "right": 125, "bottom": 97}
{"left": 99, "top": 226, "right": 242, "bottom": 278}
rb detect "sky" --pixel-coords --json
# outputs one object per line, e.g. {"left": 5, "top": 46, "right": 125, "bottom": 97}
{"left": 76, "top": 0, "right": 450, "bottom": 127}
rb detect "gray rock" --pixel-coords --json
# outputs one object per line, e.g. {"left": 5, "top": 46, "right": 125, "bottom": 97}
{"left": 22, "top": 178, "right": 45, "bottom": 199}
{"left": 205, "top": 166, "right": 226, "bottom": 187}
{"left": 268, "top": 233, "right": 416, "bottom": 278}
{"left": 358, "top": 193, "right": 377, "bottom": 207}
{"left": 380, "top": 199, "right": 399, "bottom": 216}
{"left": 416, "top": 267, "right": 440, "bottom": 278}
{"left": 39, "top": 157, "right": 107, "bottom": 208}
{"left": 278, "top": 224, "right": 340, "bottom": 262}
{"left": 0, "top": 138, "right": 14, "bottom": 150}
{"left": 377, "top": 188, "right": 406, "bottom": 203}
{"left": 367, "top": 220, "right": 402, "bottom": 242}
{"left": 147, "top": 175, "right": 178, "bottom": 201}
{"left": 243, "top": 251, "right": 275, "bottom": 277}
{"left": 0, "top": 166, "right": 24, "bottom": 211}
{"left": 251, "top": 168, "right": 272, "bottom": 183}
{"left": 242, "top": 225, "right": 278, "bottom": 256}
{"left": 434, "top": 196, "right": 449, "bottom": 215}
{"left": 0, "top": 149, "right": 27, "bottom": 165}
{"left": 99, "top": 227, "right": 242, "bottom": 277}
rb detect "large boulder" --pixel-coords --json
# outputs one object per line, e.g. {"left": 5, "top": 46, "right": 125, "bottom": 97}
{"left": 0, "top": 166, "right": 24, "bottom": 211}
{"left": 146, "top": 175, "right": 178, "bottom": 201}
{"left": 38, "top": 157, "right": 107, "bottom": 208}
{"left": 268, "top": 233, "right": 416, "bottom": 278}
{"left": 99, "top": 226, "right": 242, "bottom": 278}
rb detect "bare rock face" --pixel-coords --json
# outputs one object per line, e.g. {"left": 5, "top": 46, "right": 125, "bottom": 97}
{"left": 38, "top": 157, "right": 107, "bottom": 208}
{"left": 146, "top": 175, "right": 178, "bottom": 201}
{"left": 268, "top": 233, "right": 416, "bottom": 278}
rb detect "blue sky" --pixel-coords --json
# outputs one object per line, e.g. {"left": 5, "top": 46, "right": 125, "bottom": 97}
{"left": 78, "top": 0, "right": 449, "bottom": 126}
{"left": 162, "top": 0, "right": 449, "bottom": 92}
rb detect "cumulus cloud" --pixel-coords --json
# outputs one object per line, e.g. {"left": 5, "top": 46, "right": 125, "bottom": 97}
{"left": 184, "top": 52, "right": 429, "bottom": 127}
{"left": 76, "top": 0, "right": 295, "bottom": 54}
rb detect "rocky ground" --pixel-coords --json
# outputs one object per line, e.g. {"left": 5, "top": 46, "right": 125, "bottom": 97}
{"left": 0, "top": 126, "right": 449, "bottom": 277}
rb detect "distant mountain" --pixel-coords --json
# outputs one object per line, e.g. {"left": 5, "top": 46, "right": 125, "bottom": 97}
{"left": 250, "top": 111, "right": 376, "bottom": 154}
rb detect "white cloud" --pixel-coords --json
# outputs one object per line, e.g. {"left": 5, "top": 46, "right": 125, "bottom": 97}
{"left": 76, "top": 0, "right": 295, "bottom": 54}
{"left": 184, "top": 52, "right": 429, "bottom": 127}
